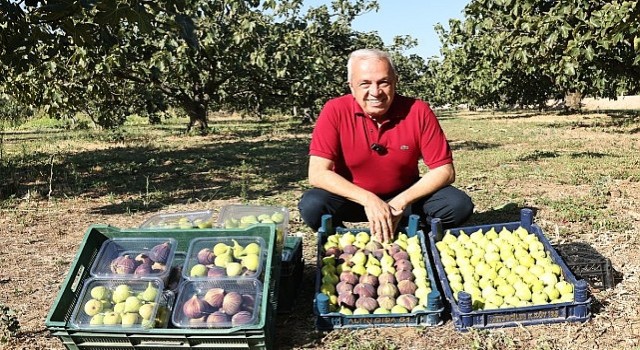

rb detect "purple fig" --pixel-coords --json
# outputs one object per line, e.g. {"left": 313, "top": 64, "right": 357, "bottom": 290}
{"left": 353, "top": 283, "right": 376, "bottom": 298}
{"left": 397, "top": 280, "right": 418, "bottom": 295}
{"left": 387, "top": 244, "right": 402, "bottom": 256}
{"left": 183, "top": 294, "right": 208, "bottom": 319}
{"left": 359, "top": 273, "right": 379, "bottom": 287}
{"left": 135, "top": 253, "right": 153, "bottom": 266}
{"left": 203, "top": 288, "right": 225, "bottom": 309}
{"left": 339, "top": 271, "right": 359, "bottom": 285}
{"left": 231, "top": 310, "right": 254, "bottom": 326}
{"left": 111, "top": 255, "right": 136, "bottom": 274}
{"left": 242, "top": 294, "right": 256, "bottom": 313}
{"left": 377, "top": 282, "right": 399, "bottom": 298}
{"left": 197, "top": 248, "right": 215, "bottom": 265}
{"left": 338, "top": 292, "right": 356, "bottom": 308}
{"left": 395, "top": 269, "right": 415, "bottom": 282}
{"left": 377, "top": 295, "right": 396, "bottom": 310}
{"left": 372, "top": 248, "right": 386, "bottom": 260}
{"left": 134, "top": 263, "right": 152, "bottom": 275}
{"left": 396, "top": 294, "right": 418, "bottom": 311}
{"left": 336, "top": 281, "right": 354, "bottom": 295}
{"left": 355, "top": 296, "right": 378, "bottom": 313}
{"left": 206, "top": 310, "right": 229, "bottom": 324}
{"left": 378, "top": 272, "right": 396, "bottom": 285}
{"left": 343, "top": 244, "right": 358, "bottom": 255}
{"left": 338, "top": 252, "right": 353, "bottom": 264}
{"left": 394, "top": 259, "right": 413, "bottom": 271}
{"left": 207, "top": 266, "right": 226, "bottom": 278}
{"left": 222, "top": 292, "right": 242, "bottom": 315}
{"left": 324, "top": 246, "right": 341, "bottom": 257}
{"left": 149, "top": 241, "right": 171, "bottom": 264}
{"left": 392, "top": 251, "right": 409, "bottom": 261}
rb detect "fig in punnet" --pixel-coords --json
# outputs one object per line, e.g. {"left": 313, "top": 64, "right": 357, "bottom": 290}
{"left": 84, "top": 298, "right": 104, "bottom": 316}
{"left": 231, "top": 310, "right": 253, "bottom": 326}
{"left": 124, "top": 296, "right": 142, "bottom": 313}
{"left": 141, "top": 282, "right": 159, "bottom": 302}
{"left": 222, "top": 292, "right": 242, "bottom": 315}
{"left": 190, "top": 264, "right": 208, "bottom": 277}
{"left": 226, "top": 262, "right": 243, "bottom": 277}
{"left": 89, "top": 313, "right": 105, "bottom": 326}
{"left": 206, "top": 311, "right": 229, "bottom": 325}
{"left": 241, "top": 294, "right": 256, "bottom": 313}
{"left": 112, "top": 284, "right": 132, "bottom": 303}
{"left": 121, "top": 312, "right": 139, "bottom": 327}
{"left": 214, "top": 252, "right": 233, "bottom": 268}
{"left": 111, "top": 255, "right": 136, "bottom": 274}
{"left": 103, "top": 311, "right": 122, "bottom": 325}
{"left": 151, "top": 262, "right": 167, "bottom": 273}
{"left": 207, "top": 266, "right": 226, "bottom": 278}
{"left": 197, "top": 248, "right": 215, "bottom": 265}
{"left": 342, "top": 244, "right": 358, "bottom": 255}
{"left": 90, "top": 286, "right": 110, "bottom": 301}
{"left": 203, "top": 288, "right": 225, "bottom": 309}
{"left": 355, "top": 296, "right": 378, "bottom": 313}
{"left": 134, "top": 263, "right": 153, "bottom": 275}
{"left": 241, "top": 253, "right": 260, "bottom": 272}
{"left": 138, "top": 303, "right": 155, "bottom": 320}
{"left": 353, "top": 307, "right": 370, "bottom": 315}
{"left": 135, "top": 253, "right": 153, "bottom": 266}
{"left": 149, "top": 241, "right": 171, "bottom": 264}
{"left": 183, "top": 294, "right": 209, "bottom": 319}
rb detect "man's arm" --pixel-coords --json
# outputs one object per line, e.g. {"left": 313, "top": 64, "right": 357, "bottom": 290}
{"left": 308, "top": 155, "right": 396, "bottom": 242}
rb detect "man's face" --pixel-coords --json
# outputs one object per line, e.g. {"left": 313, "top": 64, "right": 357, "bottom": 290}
{"left": 348, "top": 57, "right": 396, "bottom": 119}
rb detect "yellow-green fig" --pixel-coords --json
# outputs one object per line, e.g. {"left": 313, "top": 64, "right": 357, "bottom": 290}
{"left": 112, "top": 284, "right": 132, "bottom": 304}
{"left": 84, "top": 298, "right": 104, "bottom": 316}
{"left": 138, "top": 303, "right": 156, "bottom": 320}
{"left": 141, "top": 282, "right": 158, "bottom": 302}
{"left": 90, "top": 286, "right": 110, "bottom": 301}
{"left": 124, "top": 296, "right": 142, "bottom": 313}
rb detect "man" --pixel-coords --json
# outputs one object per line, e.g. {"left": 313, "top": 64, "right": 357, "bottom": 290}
{"left": 298, "top": 48, "right": 473, "bottom": 242}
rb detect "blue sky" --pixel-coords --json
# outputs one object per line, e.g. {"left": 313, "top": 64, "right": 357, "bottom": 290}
{"left": 304, "top": 0, "right": 470, "bottom": 59}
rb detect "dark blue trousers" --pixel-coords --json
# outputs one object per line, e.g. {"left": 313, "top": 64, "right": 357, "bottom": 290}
{"left": 298, "top": 185, "right": 474, "bottom": 231}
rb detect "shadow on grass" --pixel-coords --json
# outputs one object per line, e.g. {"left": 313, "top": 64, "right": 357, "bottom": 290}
{"left": 1, "top": 121, "right": 314, "bottom": 215}
{"left": 463, "top": 204, "right": 538, "bottom": 227}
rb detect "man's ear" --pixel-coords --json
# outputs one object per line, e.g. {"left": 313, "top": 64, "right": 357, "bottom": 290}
{"left": 347, "top": 81, "right": 354, "bottom": 94}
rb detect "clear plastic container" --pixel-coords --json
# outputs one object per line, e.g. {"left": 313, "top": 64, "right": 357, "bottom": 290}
{"left": 171, "top": 278, "right": 263, "bottom": 329}
{"left": 139, "top": 210, "right": 215, "bottom": 229}
{"left": 217, "top": 205, "right": 289, "bottom": 249}
{"left": 183, "top": 237, "right": 266, "bottom": 280}
{"left": 90, "top": 237, "right": 177, "bottom": 281}
{"left": 69, "top": 277, "right": 164, "bottom": 331}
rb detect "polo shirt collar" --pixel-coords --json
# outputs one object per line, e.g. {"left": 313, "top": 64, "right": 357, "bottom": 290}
{"left": 352, "top": 94, "right": 401, "bottom": 124}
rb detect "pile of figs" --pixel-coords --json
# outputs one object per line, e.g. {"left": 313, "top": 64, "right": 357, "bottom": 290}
{"left": 220, "top": 209, "right": 287, "bottom": 246}
{"left": 176, "top": 282, "right": 260, "bottom": 328}
{"left": 187, "top": 238, "right": 264, "bottom": 279}
{"left": 108, "top": 241, "right": 174, "bottom": 276}
{"left": 319, "top": 231, "right": 433, "bottom": 315}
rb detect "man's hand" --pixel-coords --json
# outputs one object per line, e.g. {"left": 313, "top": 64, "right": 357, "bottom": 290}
{"left": 363, "top": 196, "right": 400, "bottom": 243}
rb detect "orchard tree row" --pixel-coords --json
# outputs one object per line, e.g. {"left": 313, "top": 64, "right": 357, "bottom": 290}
{"left": 2, "top": 0, "right": 639, "bottom": 130}
{"left": 0, "top": 0, "right": 427, "bottom": 130}
{"left": 430, "top": 0, "right": 640, "bottom": 109}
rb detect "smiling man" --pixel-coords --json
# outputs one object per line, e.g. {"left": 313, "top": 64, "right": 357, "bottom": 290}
{"left": 298, "top": 48, "right": 474, "bottom": 242}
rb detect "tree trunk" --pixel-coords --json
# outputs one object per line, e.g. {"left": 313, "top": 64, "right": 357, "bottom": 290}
{"left": 564, "top": 92, "right": 583, "bottom": 112}
{"left": 185, "top": 100, "right": 209, "bottom": 133}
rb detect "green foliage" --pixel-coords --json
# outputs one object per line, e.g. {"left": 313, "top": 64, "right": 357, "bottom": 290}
{"left": 0, "top": 303, "right": 20, "bottom": 344}
{"left": 430, "top": 0, "right": 640, "bottom": 108}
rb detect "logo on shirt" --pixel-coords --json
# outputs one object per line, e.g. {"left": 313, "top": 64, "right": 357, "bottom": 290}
{"left": 400, "top": 145, "right": 409, "bottom": 150}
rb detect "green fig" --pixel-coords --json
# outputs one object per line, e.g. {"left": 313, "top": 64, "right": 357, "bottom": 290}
{"left": 141, "top": 282, "right": 158, "bottom": 302}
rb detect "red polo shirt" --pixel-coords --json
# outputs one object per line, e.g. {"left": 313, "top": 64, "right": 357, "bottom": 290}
{"left": 309, "top": 94, "right": 452, "bottom": 197}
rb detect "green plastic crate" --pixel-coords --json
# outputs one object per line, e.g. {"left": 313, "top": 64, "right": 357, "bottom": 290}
{"left": 45, "top": 224, "right": 280, "bottom": 350}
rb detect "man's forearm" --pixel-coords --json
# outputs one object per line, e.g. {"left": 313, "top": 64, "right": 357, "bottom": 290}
{"left": 390, "top": 164, "right": 455, "bottom": 210}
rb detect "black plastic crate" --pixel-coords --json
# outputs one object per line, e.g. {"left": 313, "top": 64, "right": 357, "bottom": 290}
{"left": 553, "top": 242, "right": 615, "bottom": 290}
{"left": 278, "top": 236, "right": 304, "bottom": 314}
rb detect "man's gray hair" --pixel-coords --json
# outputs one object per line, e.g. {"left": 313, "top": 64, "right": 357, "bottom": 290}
{"left": 347, "top": 49, "right": 398, "bottom": 82}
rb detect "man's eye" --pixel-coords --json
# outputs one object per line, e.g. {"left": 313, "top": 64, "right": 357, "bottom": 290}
{"left": 360, "top": 83, "right": 370, "bottom": 88}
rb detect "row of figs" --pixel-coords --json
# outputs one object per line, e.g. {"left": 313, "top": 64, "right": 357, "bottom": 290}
{"left": 181, "top": 287, "right": 257, "bottom": 327}
{"left": 319, "top": 231, "right": 434, "bottom": 315}
{"left": 109, "top": 241, "right": 172, "bottom": 276}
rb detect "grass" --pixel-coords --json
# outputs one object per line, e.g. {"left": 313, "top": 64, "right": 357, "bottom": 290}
{"left": 1, "top": 109, "right": 640, "bottom": 349}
